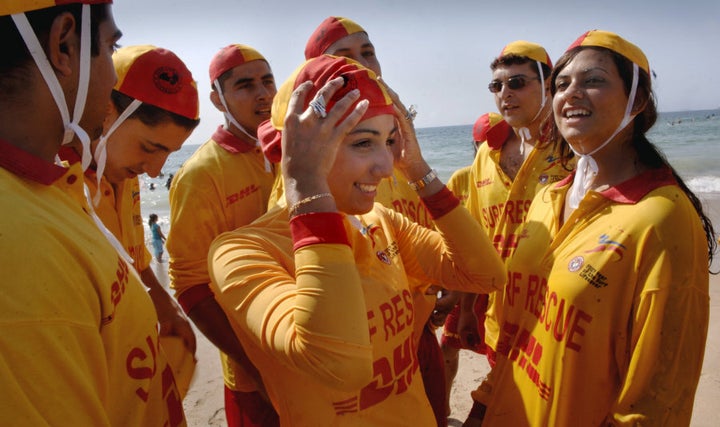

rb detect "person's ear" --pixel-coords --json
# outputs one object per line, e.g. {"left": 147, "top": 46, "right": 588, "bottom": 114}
{"left": 47, "top": 12, "right": 78, "bottom": 77}
{"left": 102, "top": 99, "right": 119, "bottom": 132}
{"left": 631, "top": 89, "right": 649, "bottom": 115}
{"left": 209, "top": 89, "right": 226, "bottom": 113}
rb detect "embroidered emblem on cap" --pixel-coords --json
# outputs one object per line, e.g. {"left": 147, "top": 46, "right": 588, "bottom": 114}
{"left": 153, "top": 67, "right": 182, "bottom": 94}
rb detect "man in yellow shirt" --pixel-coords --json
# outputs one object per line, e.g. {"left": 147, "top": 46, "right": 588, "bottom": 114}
{"left": 59, "top": 44, "right": 200, "bottom": 394}
{"left": 0, "top": 1, "right": 187, "bottom": 424}
{"left": 166, "top": 44, "right": 278, "bottom": 426}
{"left": 462, "top": 41, "right": 573, "bottom": 423}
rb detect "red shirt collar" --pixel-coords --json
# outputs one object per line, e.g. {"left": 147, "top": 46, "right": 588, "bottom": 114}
{"left": 212, "top": 125, "right": 256, "bottom": 154}
{"left": 0, "top": 138, "right": 67, "bottom": 185}
{"left": 556, "top": 167, "right": 677, "bottom": 204}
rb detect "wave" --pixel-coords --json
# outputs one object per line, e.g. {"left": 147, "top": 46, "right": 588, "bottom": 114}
{"left": 687, "top": 176, "right": 720, "bottom": 194}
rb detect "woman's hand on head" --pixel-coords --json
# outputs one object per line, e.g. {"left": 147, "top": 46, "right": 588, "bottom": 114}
{"left": 282, "top": 77, "right": 369, "bottom": 205}
{"left": 378, "top": 78, "right": 429, "bottom": 180}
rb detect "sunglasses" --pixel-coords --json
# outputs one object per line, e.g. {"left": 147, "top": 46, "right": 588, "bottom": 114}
{"left": 488, "top": 76, "right": 539, "bottom": 93}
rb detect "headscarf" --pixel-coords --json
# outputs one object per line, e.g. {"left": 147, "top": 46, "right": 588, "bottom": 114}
{"left": 258, "top": 55, "right": 394, "bottom": 163}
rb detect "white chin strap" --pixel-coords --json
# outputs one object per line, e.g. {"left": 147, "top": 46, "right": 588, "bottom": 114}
{"left": 92, "top": 99, "right": 143, "bottom": 206}
{"left": 213, "top": 79, "right": 272, "bottom": 172}
{"left": 568, "top": 63, "right": 639, "bottom": 209}
{"left": 518, "top": 60, "right": 546, "bottom": 156}
{"left": 84, "top": 183, "right": 135, "bottom": 265}
{"left": 12, "top": 5, "right": 93, "bottom": 170}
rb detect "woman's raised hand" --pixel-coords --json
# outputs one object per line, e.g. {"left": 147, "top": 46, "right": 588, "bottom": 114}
{"left": 281, "top": 77, "right": 368, "bottom": 210}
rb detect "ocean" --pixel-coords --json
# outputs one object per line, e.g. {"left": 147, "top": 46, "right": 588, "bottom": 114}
{"left": 139, "top": 109, "right": 720, "bottom": 233}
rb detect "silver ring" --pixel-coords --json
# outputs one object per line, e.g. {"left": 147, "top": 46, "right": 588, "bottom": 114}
{"left": 308, "top": 94, "right": 327, "bottom": 118}
{"left": 405, "top": 104, "right": 417, "bottom": 122}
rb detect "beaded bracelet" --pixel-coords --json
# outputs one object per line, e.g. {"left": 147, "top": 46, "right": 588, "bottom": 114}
{"left": 288, "top": 192, "right": 333, "bottom": 216}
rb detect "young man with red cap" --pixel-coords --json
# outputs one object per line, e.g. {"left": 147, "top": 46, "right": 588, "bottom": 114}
{"left": 461, "top": 40, "right": 573, "bottom": 425}
{"left": 166, "top": 44, "right": 279, "bottom": 426}
{"left": 0, "top": 1, "right": 187, "bottom": 425}
{"left": 58, "top": 44, "right": 201, "bottom": 396}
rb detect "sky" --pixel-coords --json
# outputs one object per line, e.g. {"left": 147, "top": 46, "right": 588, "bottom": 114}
{"left": 112, "top": 0, "right": 720, "bottom": 144}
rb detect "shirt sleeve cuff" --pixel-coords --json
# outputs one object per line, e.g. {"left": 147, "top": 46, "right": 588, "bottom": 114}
{"left": 421, "top": 186, "right": 460, "bottom": 219}
{"left": 290, "top": 212, "right": 350, "bottom": 251}
{"left": 176, "top": 284, "right": 214, "bottom": 314}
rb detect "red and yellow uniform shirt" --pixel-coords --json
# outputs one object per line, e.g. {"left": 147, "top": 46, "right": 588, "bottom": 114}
{"left": 375, "top": 168, "right": 437, "bottom": 340}
{"left": 209, "top": 194, "right": 504, "bottom": 426}
{"left": 481, "top": 169, "right": 709, "bottom": 426}
{"left": 167, "top": 125, "right": 275, "bottom": 391}
{"left": 447, "top": 165, "right": 472, "bottom": 206}
{"left": 59, "top": 147, "right": 151, "bottom": 271}
{"left": 0, "top": 138, "right": 185, "bottom": 426}
{"left": 465, "top": 141, "right": 570, "bottom": 350}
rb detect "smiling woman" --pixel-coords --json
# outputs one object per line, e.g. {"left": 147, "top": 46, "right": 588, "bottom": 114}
{"left": 207, "top": 54, "right": 506, "bottom": 426}
{"left": 476, "top": 30, "right": 716, "bottom": 427}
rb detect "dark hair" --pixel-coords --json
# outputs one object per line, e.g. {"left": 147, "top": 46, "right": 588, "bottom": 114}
{"left": 148, "top": 213, "right": 158, "bottom": 225}
{"left": 550, "top": 46, "right": 717, "bottom": 266}
{"left": 491, "top": 54, "right": 552, "bottom": 81}
{"left": 111, "top": 90, "right": 200, "bottom": 131}
{"left": 0, "top": 4, "right": 111, "bottom": 93}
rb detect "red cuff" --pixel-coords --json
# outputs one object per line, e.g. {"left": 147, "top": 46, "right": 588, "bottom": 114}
{"left": 177, "top": 284, "right": 214, "bottom": 314}
{"left": 421, "top": 186, "right": 460, "bottom": 219}
{"left": 289, "top": 212, "right": 350, "bottom": 251}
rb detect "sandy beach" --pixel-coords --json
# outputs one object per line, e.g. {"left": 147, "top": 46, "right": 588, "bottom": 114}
{"left": 156, "top": 197, "right": 720, "bottom": 426}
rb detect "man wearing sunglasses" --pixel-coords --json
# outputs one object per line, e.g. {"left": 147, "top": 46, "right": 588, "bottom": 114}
{"left": 455, "top": 41, "right": 574, "bottom": 425}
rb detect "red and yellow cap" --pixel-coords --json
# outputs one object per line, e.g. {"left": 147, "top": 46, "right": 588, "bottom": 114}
{"left": 209, "top": 44, "right": 266, "bottom": 84}
{"left": 567, "top": 30, "right": 649, "bottom": 74}
{"left": 499, "top": 40, "right": 553, "bottom": 68}
{"left": 258, "top": 55, "right": 394, "bottom": 163}
{"left": 473, "top": 112, "right": 510, "bottom": 149}
{"left": 1, "top": 0, "right": 111, "bottom": 15}
{"left": 113, "top": 45, "right": 199, "bottom": 120}
{"left": 304, "top": 16, "right": 366, "bottom": 59}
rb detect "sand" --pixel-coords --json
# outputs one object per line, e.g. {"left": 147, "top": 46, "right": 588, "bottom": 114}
{"left": 159, "top": 197, "right": 720, "bottom": 426}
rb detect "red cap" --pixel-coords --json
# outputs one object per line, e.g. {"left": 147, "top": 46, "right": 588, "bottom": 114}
{"left": 567, "top": 30, "right": 649, "bottom": 74}
{"left": 209, "top": 44, "right": 266, "bottom": 84}
{"left": 473, "top": 112, "right": 510, "bottom": 149}
{"left": 304, "top": 16, "right": 366, "bottom": 59}
{"left": 114, "top": 45, "right": 199, "bottom": 120}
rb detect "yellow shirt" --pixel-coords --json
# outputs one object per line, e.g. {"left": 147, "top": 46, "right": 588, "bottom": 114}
{"left": 465, "top": 141, "right": 571, "bottom": 350}
{"left": 209, "top": 196, "right": 505, "bottom": 426}
{"left": 481, "top": 169, "right": 709, "bottom": 426}
{"left": 0, "top": 139, "right": 185, "bottom": 426}
{"left": 59, "top": 147, "right": 152, "bottom": 271}
{"left": 447, "top": 165, "right": 472, "bottom": 206}
{"left": 167, "top": 125, "right": 275, "bottom": 391}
